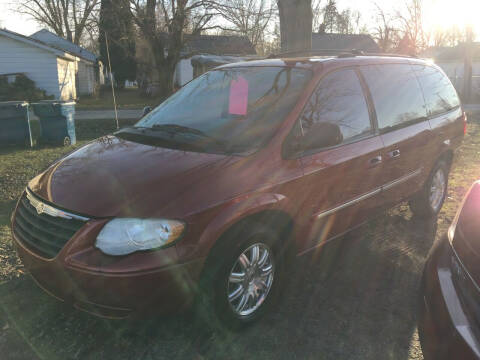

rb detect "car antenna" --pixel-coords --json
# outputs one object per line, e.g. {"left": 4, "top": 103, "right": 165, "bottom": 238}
{"left": 105, "top": 32, "right": 119, "bottom": 130}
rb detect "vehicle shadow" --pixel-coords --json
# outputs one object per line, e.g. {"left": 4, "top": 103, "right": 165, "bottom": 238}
{"left": 0, "top": 209, "right": 436, "bottom": 360}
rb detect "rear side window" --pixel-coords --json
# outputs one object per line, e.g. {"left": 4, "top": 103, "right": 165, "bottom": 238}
{"left": 413, "top": 65, "right": 460, "bottom": 117}
{"left": 361, "top": 64, "right": 427, "bottom": 132}
{"left": 301, "top": 69, "right": 372, "bottom": 143}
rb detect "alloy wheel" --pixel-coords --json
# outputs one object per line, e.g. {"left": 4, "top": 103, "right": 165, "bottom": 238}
{"left": 227, "top": 243, "right": 275, "bottom": 317}
{"left": 429, "top": 168, "right": 446, "bottom": 213}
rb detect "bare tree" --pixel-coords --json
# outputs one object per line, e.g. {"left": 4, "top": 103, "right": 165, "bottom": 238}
{"left": 312, "top": 0, "right": 363, "bottom": 35}
{"left": 396, "top": 0, "right": 425, "bottom": 53}
{"left": 424, "top": 27, "right": 447, "bottom": 47}
{"left": 276, "top": 0, "right": 312, "bottom": 53}
{"left": 371, "top": 3, "right": 399, "bottom": 52}
{"left": 261, "top": 19, "right": 281, "bottom": 55}
{"left": 213, "top": 0, "right": 275, "bottom": 52}
{"left": 335, "top": 9, "right": 361, "bottom": 34}
{"left": 445, "top": 25, "right": 468, "bottom": 47}
{"left": 311, "top": 0, "right": 324, "bottom": 33}
{"left": 129, "top": 0, "right": 217, "bottom": 96}
{"left": 17, "top": 0, "right": 100, "bottom": 45}
{"left": 321, "top": 0, "right": 338, "bottom": 33}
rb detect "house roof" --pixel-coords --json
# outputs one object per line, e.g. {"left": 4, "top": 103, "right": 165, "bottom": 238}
{"left": 312, "top": 33, "right": 380, "bottom": 52}
{"left": 420, "top": 46, "right": 451, "bottom": 59}
{"left": 427, "top": 43, "right": 480, "bottom": 62}
{"left": 182, "top": 34, "right": 256, "bottom": 56}
{"left": 190, "top": 54, "right": 258, "bottom": 67}
{"left": 0, "top": 28, "right": 75, "bottom": 61}
{"left": 30, "top": 29, "right": 97, "bottom": 62}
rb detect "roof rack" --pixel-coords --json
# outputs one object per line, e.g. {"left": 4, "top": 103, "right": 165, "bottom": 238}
{"left": 268, "top": 49, "right": 417, "bottom": 59}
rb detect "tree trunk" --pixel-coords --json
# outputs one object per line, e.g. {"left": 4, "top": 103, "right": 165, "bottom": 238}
{"left": 157, "top": 62, "right": 176, "bottom": 96}
{"left": 159, "top": 65, "right": 175, "bottom": 97}
{"left": 277, "top": 0, "right": 312, "bottom": 53}
{"left": 150, "top": 43, "right": 175, "bottom": 97}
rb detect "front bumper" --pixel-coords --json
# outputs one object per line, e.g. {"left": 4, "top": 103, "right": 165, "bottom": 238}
{"left": 419, "top": 235, "right": 480, "bottom": 360}
{"left": 12, "top": 228, "right": 204, "bottom": 319}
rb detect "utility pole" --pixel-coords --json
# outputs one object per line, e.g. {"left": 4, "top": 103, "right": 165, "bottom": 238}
{"left": 463, "top": 26, "right": 474, "bottom": 104}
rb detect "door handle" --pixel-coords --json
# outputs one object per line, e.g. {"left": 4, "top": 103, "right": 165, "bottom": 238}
{"left": 389, "top": 149, "right": 401, "bottom": 158}
{"left": 369, "top": 156, "right": 382, "bottom": 166}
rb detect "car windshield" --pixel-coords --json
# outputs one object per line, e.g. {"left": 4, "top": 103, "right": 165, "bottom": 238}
{"left": 121, "top": 66, "right": 311, "bottom": 155}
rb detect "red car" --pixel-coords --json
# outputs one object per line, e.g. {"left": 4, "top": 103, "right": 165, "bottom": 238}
{"left": 11, "top": 54, "right": 465, "bottom": 327}
{"left": 419, "top": 181, "right": 480, "bottom": 359}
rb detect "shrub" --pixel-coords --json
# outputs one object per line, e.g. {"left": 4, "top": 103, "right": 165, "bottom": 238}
{"left": 0, "top": 74, "right": 54, "bottom": 102}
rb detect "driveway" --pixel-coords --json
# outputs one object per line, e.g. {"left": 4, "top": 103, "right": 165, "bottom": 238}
{"left": 0, "top": 207, "right": 429, "bottom": 360}
{"left": 75, "top": 109, "right": 143, "bottom": 121}
{"left": 29, "top": 109, "right": 144, "bottom": 122}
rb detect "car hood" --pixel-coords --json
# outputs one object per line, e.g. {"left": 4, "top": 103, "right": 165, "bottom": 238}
{"left": 28, "top": 136, "right": 241, "bottom": 218}
{"left": 452, "top": 182, "right": 480, "bottom": 284}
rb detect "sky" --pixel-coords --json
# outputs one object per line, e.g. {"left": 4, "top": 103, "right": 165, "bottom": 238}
{"left": 0, "top": 0, "right": 479, "bottom": 39}
{"left": 0, "top": 1, "right": 40, "bottom": 36}
{"left": 338, "top": 0, "right": 480, "bottom": 38}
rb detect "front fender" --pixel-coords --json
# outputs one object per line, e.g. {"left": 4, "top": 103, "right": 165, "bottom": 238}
{"left": 194, "top": 192, "right": 292, "bottom": 259}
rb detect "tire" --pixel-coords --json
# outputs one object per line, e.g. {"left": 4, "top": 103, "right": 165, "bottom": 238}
{"left": 196, "top": 222, "right": 287, "bottom": 330}
{"left": 409, "top": 160, "right": 449, "bottom": 218}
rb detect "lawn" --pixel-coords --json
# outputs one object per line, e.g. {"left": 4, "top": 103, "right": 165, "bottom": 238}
{"left": 0, "top": 120, "right": 479, "bottom": 359}
{"left": 0, "top": 118, "right": 136, "bottom": 281}
{"left": 76, "top": 88, "right": 165, "bottom": 110}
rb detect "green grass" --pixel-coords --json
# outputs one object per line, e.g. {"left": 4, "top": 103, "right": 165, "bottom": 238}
{"left": 0, "top": 121, "right": 479, "bottom": 359}
{"left": 0, "top": 118, "right": 136, "bottom": 281}
{"left": 76, "top": 88, "right": 165, "bottom": 110}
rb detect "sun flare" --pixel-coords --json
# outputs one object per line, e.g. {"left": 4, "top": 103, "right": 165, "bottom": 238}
{"left": 425, "top": 0, "right": 480, "bottom": 34}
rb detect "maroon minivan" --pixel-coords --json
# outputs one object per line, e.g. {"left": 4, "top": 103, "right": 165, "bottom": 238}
{"left": 419, "top": 181, "right": 480, "bottom": 359}
{"left": 11, "top": 54, "right": 465, "bottom": 326}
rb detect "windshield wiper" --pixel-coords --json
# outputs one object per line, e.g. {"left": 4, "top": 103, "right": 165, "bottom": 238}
{"left": 151, "top": 124, "right": 204, "bottom": 135}
{"left": 116, "top": 124, "right": 231, "bottom": 153}
{"left": 150, "top": 124, "right": 226, "bottom": 146}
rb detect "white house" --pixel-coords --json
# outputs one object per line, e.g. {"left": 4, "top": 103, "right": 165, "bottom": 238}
{"left": 135, "top": 34, "right": 256, "bottom": 94}
{"left": 174, "top": 34, "right": 257, "bottom": 87}
{"left": 30, "top": 29, "right": 103, "bottom": 96}
{"left": 0, "top": 28, "right": 77, "bottom": 100}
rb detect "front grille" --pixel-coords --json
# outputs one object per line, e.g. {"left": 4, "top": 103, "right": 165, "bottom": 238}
{"left": 13, "top": 192, "right": 87, "bottom": 259}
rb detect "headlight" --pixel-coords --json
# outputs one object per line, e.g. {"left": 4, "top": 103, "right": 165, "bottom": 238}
{"left": 96, "top": 218, "right": 185, "bottom": 256}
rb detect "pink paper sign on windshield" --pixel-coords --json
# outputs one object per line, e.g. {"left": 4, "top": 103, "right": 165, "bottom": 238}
{"left": 228, "top": 76, "right": 249, "bottom": 116}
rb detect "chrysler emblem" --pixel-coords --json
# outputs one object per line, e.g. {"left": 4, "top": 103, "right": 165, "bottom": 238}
{"left": 34, "top": 202, "right": 45, "bottom": 215}
{"left": 25, "top": 189, "right": 90, "bottom": 222}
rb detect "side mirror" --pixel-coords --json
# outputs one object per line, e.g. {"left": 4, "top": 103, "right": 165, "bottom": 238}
{"left": 302, "top": 122, "right": 343, "bottom": 151}
{"left": 143, "top": 106, "right": 152, "bottom": 116}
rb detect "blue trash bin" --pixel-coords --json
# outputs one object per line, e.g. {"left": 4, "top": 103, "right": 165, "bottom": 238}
{"left": 32, "top": 101, "right": 76, "bottom": 146}
{"left": 0, "top": 101, "right": 32, "bottom": 147}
